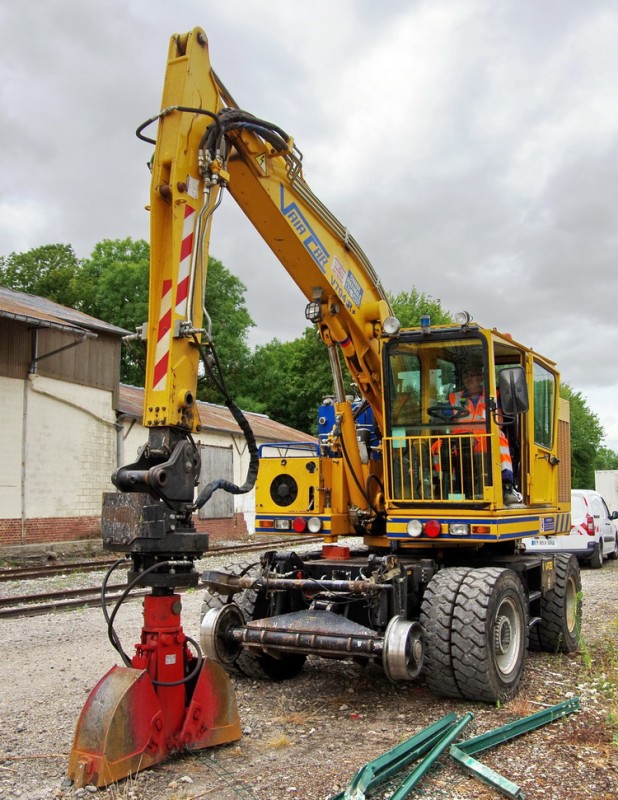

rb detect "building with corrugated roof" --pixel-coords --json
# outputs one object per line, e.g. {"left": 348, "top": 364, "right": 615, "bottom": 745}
{"left": 0, "top": 287, "right": 314, "bottom": 550}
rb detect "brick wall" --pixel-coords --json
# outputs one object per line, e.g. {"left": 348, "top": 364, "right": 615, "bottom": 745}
{"left": 0, "top": 516, "right": 101, "bottom": 547}
{"left": 0, "top": 512, "right": 249, "bottom": 549}
{"left": 194, "top": 513, "right": 249, "bottom": 542}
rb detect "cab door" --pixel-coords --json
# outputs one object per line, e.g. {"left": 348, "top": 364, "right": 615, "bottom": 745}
{"left": 527, "top": 360, "right": 560, "bottom": 505}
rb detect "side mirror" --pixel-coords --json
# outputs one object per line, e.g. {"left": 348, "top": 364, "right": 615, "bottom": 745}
{"left": 499, "top": 366, "right": 529, "bottom": 415}
{"left": 610, "top": 510, "right": 618, "bottom": 521}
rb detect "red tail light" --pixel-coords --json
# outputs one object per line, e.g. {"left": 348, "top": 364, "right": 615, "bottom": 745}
{"left": 425, "top": 519, "right": 442, "bottom": 538}
{"left": 585, "top": 513, "right": 595, "bottom": 536}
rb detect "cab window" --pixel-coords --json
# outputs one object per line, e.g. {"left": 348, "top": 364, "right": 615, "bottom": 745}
{"left": 389, "top": 352, "right": 421, "bottom": 426}
{"left": 533, "top": 361, "right": 555, "bottom": 448}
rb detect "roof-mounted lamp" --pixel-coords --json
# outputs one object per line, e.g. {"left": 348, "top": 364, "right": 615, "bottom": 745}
{"left": 454, "top": 310, "right": 472, "bottom": 328}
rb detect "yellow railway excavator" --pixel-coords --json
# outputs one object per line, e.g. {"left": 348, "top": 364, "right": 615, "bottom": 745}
{"left": 69, "top": 27, "right": 580, "bottom": 787}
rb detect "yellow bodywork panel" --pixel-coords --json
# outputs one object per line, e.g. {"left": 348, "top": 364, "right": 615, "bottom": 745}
{"left": 255, "top": 454, "right": 322, "bottom": 516}
{"left": 144, "top": 30, "right": 224, "bottom": 431}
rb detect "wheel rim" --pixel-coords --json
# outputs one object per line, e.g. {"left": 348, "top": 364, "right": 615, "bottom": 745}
{"left": 383, "top": 617, "right": 424, "bottom": 681}
{"left": 493, "top": 596, "right": 522, "bottom": 677}
{"left": 565, "top": 573, "right": 579, "bottom": 634}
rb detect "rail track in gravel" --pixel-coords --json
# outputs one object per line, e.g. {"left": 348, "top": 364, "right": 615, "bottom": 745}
{"left": 0, "top": 535, "right": 323, "bottom": 619}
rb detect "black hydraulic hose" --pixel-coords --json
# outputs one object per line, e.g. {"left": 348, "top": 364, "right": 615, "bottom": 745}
{"left": 136, "top": 105, "right": 221, "bottom": 145}
{"left": 194, "top": 396, "right": 259, "bottom": 509}
{"left": 339, "top": 431, "right": 379, "bottom": 516}
{"left": 366, "top": 472, "right": 384, "bottom": 498}
{"left": 192, "top": 336, "right": 259, "bottom": 511}
{"left": 104, "top": 560, "right": 205, "bottom": 688}
{"left": 151, "top": 635, "right": 203, "bottom": 688}
{"left": 101, "top": 558, "right": 133, "bottom": 665}
{"left": 227, "top": 121, "right": 290, "bottom": 151}
{"left": 201, "top": 108, "right": 292, "bottom": 158}
{"left": 214, "top": 107, "right": 291, "bottom": 141}
{"left": 104, "top": 560, "right": 169, "bottom": 667}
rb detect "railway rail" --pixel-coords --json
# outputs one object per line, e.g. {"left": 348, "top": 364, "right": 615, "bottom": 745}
{"left": 0, "top": 535, "right": 322, "bottom": 582}
{"left": 0, "top": 535, "right": 323, "bottom": 619}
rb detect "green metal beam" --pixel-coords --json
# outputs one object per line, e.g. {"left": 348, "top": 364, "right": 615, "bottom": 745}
{"left": 449, "top": 697, "right": 580, "bottom": 799}
{"left": 389, "top": 713, "right": 473, "bottom": 800}
{"left": 457, "top": 697, "right": 579, "bottom": 755}
{"left": 330, "top": 713, "right": 457, "bottom": 800}
{"left": 450, "top": 745, "right": 524, "bottom": 800}
{"left": 330, "top": 698, "right": 580, "bottom": 800}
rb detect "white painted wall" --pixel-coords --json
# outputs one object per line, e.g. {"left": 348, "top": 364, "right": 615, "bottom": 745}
{"left": 22, "top": 375, "right": 117, "bottom": 518}
{"left": 0, "top": 377, "right": 24, "bottom": 518}
{"left": 1, "top": 372, "right": 285, "bottom": 534}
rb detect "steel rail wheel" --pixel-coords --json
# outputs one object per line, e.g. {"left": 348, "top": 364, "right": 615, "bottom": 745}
{"left": 200, "top": 560, "right": 306, "bottom": 681}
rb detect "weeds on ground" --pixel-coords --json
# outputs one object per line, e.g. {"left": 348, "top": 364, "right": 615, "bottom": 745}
{"left": 578, "top": 614, "right": 618, "bottom": 746}
{"left": 271, "top": 696, "right": 325, "bottom": 726}
{"left": 264, "top": 733, "right": 293, "bottom": 749}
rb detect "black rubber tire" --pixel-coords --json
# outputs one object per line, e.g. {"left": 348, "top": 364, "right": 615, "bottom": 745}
{"left": 200, "top": 560, "right": 306, "bottom": 681}
{"left": 589, "top": 541, "right": 603, "bottom": 569}
{"left": 451, "top": 568, "right": 528, "bottom": 703}
{"left": 608, "top": 536, "right": 618, "bottom": 561}
{"left": 530, "top": 554, "right": 581, "bottom": 653}
{"left": 420, "top": 567, "right": 471, "bottom": 698}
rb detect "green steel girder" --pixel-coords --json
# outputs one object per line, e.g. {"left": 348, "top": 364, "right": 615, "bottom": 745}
{"left": 450, "top": 697, "right": 580, "bottom": 799}
{"left": 456, "top": 697, "right": 580, "bottom": 755}
{"left": 331, "top": 713, "right": 458, "bottom": 800}
{"left": 389, "top": 713, "right": 473, "bottom": 800}
{"left": 331, "top": 697, "right": 580, "bottom": 800}
{"left": 450, "top": 745, "right": 524, "bottom": 800}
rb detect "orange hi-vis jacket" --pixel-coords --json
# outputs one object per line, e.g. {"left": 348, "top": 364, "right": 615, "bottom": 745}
{"left": 431, "top": 390, "right": 513, "bottom": 476}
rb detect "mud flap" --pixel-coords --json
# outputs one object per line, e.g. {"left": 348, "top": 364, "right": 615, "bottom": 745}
{"left": 68, "top": 661, "right": 241, "bottom": 788}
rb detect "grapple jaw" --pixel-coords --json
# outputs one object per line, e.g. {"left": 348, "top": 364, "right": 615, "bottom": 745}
{"left": 68, "top": 660, "right": 240, "bottom": 788}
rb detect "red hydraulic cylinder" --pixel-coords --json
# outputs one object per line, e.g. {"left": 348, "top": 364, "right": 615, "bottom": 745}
{"left": 133, "top": 594, "right": 188, "bottom": 741}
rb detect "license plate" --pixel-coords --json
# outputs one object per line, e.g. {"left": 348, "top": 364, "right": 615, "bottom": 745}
{"left": 529, "top": 537, "right": 556, "bottom": 546}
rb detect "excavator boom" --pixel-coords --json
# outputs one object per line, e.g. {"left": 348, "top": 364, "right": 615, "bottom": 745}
{"left": 142, "top": 28, "right": 391, "bottom": 436}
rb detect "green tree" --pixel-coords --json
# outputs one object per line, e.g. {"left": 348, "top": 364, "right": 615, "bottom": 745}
{"left": 595, "top": 446, "right": 618, "bottom": 471}
{"left": 241, "top": 328, "right": 333, "bottom": 434}
{"left": 79, "top": 238, "right": 150, "bottom": 325}
{"left": 0, "top": 244, "right": 82, "bottom": 307}
{"left": 237, "top": 289, "right": 453, "bottom": 433}
{"left": 79, "top": 238, "right": 150, "bottom": 386}
{"left": 77, "top": 242, "right": 254, "bottom": 393}
{"left": 560, "top": 384, "right": 604, "bottom": 488}
{"left": 200, "top": 257, "right": 254, "bottom": 403}
{"left": 388, "top": 288, "right": 452, "bottom": 327}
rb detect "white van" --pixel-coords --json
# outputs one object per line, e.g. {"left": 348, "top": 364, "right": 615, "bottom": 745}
{"left": 520, "top": 489, "right": 618, "bottom": 568}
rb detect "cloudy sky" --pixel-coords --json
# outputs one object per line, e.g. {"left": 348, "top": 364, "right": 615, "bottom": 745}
{"left": 2, "top": 1, "right": 617, "bottom": 451}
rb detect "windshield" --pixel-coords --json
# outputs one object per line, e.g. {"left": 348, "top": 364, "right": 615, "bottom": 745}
{"left": 387, "top": 338, "right": 486, "bottom": 433}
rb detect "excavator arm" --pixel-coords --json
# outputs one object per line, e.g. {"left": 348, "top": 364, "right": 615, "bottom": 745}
{"left": 222, "top": 121, "right": 392, "bottom": 430}
{"left": 142, "top": 27, "right": 392, "bottom": 437}
{"left": 111, "top": 27, "right": 395, "bottom": 523}
{"left": 141, "top": 29, "right": 225, "bottom": 432}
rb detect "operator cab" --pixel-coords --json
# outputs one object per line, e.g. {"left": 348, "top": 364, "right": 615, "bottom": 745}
{"left": 383, "top": 322, "right": 530, "bottom": 508}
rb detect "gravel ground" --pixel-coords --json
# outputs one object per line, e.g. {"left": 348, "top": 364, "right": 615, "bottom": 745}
{"left": 1, "top": 545, "right": 617, "bottom": 800}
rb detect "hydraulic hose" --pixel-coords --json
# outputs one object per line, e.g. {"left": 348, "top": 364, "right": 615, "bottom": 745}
{"left": 191, "top": 336, "right": 260, "bottom": 511}
{"left": 193, "top": 396, "right": 259, "bottom": 509}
